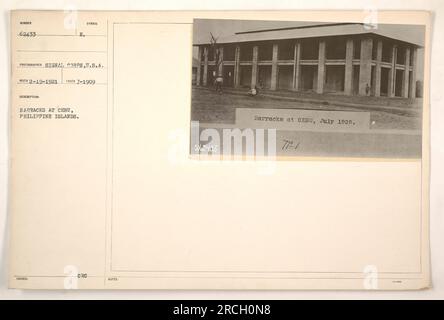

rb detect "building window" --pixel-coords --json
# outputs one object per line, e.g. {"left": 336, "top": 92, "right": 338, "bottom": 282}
{"left": 396, "top": 45, "right": 406, "bottom": 64}
{"left": 240, "top": 43, "right": 253, "bottom": 61}
{"left": 326, "top": 37, "right": 346, "bottom": 60}
{"left": 258, "top": 43, "right": 273, "bottom": 61}
{"left": 372, "top": 40, "right": 378, "bottom": 60}
{"left": 300, "top": 39, "right": 319, "bottom": 60}
{"left": 224, "top": 45, "right": 236, "bottom": 61}
{"left": 277, "top": 40, "right": 294, "bottom": 60}
{"left": 208, "top": 46, "right": 215, "bottom": 61}
{"left": 353, "top": 39, "right": 361, "bottom": 59}
{"left": 381, "top": 40, "right": 392, "bottom": 62}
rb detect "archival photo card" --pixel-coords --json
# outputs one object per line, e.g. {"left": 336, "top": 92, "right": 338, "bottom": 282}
{"left": 8, "top": 10, "right": 430, "bottom": 290}
{"left": 190, "top": 19, "right": 426, "bottom": 159}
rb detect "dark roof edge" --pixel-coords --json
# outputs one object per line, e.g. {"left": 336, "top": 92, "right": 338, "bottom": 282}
{"left": 193, "top": 32, "right": 423, "bottom": 48}
{"left": 234, "top": 22, "right": 364, "bottom": 35}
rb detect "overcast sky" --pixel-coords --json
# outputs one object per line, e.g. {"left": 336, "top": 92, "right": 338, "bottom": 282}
{"left": 193, "top": 19, "right": 425, "bottom": 46}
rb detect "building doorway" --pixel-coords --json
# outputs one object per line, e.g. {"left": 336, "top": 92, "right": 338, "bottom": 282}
{"left": 258, "top": 65, "right": 272, "bottom": 89}
{"left": 278, "top": 65, "right": 293, "bottom": 90}
{"left": 325, "top": 65, "right": 345, "bottom": 93}
{"left": 380, "top": 67, "right": 389, "bottom": 96}
{"left": 239, "top": 65, "right": 252, "bottom": 88}
{"left": 395, "top": 69, "right": 404, "bottom": 97}
{"left": 300, "top": 65, "right": 317, "bottom": 91}
{"left": 223, "top": 66, "right": 235, "bottom": 87}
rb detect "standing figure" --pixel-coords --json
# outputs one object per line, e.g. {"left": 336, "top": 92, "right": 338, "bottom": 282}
{"left": 214, "top": 75, "right": 223, "bottom": 93}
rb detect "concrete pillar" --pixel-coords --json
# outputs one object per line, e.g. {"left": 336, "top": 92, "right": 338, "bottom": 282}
{"left": 344, "top": 38, "right": 354, "bottom": 95}
{"left": 217, "top": 47, "right": 224, "bottom": 77}
{"left": 203, "top": 46, "right": 208, "bottom": 86}
{"left": 234, "top": 45, "right": 240, "bottom": 88}
{"left": 402, "top": 47, "right": 410, "bottom": 98}
{"left": 251, "top": 45, "right": 259, "bottom": 88}
{"left": 388, "top": 45, "right": 397, "bottom": 97}
{"left": 358, "top": 37, "right": 373, "bottom": 95}
{"left": 374, "top": 40, "right": 382, "bottom": 97}
{"left": 292, "top": 42, "right": 301, "bottom": 91}
{"left": 313, "top": 68, "right": 318, "bottom": 91}
{"left": 196, "top": 46, "right": 202, "bottom": 86}
{"left": 316, "top": 40, "right": 326, "bottom": 94}
{"left": 409, "top": 47, "right": 417, "bottom": 98}
{"left": 271, "top": 43, "right": 279, "bottom": 90}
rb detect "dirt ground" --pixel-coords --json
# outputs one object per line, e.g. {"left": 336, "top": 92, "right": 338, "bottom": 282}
{"left": 191, "top": 87, "right": 422, "bottom": 131}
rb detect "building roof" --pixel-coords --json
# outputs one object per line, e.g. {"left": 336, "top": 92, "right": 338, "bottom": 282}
{"left": 193, "top": 23, "right": 423, "bottom": 47}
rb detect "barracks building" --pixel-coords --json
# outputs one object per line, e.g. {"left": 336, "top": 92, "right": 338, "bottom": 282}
{"left": 193, "top": 23, "right": 422, "bottom": 98}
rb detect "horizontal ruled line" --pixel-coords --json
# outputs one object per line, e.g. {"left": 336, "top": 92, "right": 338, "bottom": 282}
{"left": 16, "top": 83, "right": 108, "bottom": 85}
{"left": 16, "top": 50, "right": 106, "bottom": 53}
{"left": 36, "top": 34, "right": 106, "bottom": 37}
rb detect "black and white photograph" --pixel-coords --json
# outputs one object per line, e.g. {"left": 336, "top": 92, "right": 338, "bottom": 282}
{"left": 191, "top": 19, "right": 425, "bottom": 158}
